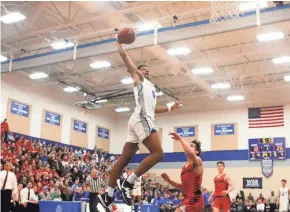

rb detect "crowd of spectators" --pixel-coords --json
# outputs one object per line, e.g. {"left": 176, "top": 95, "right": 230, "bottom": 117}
{"left": 0, "top": 130, "right": 287, "bottom": 212}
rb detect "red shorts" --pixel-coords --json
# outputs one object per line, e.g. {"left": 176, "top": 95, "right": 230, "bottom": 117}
{"left": 180, "top": 196, "right": 204, "bottom": 212}
{"left": 213, "top": 196, "right": 230, "bottom": 211}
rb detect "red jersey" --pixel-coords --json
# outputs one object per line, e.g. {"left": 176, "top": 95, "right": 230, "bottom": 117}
{"left": 180, "top": 162, "right": 203, "bottom": 208}
{"left": 214, "top": 174, "right": 228, "bottom": 197}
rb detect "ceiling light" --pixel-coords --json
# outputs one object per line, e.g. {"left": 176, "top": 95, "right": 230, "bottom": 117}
{"left": 51, "top": 40, "right": 74, "bottom": 50}
{"left": 284, "top": 75, "right": 290, "bottom": 82}
{"left": 29, "top": 72, "right": 48, "bottom": 80}
{"left": 115, "top": 107, "right": 130, "bottom": 113}
{"left": 211, "top": 82, "right": 231, "bottom": 89}
{"left": 239, "top": 1, "right": 268, "bottom": 11}
{"left": 167, "top": 48, "right": 191, "bottom": 56}
{"left": 257, "top": 32, "right": 284, "bottom": 42}
{"left": 121, "top": 78, "right": 133, "bottom": 84}
{"left": 95, "top": 99, "right": 108, "bottom": 103}
{"left": 136, "top": 22, "right": 162, "bottom": 32}
{"left": 90, "top": 61, "right": 111, "bottom": 69}
{"left": 0, "top": 55, "right": 8, "bottom": 62}
{"left": 227, "top": 95, "right": 245, "bottom": 101}
{"left": 156, "top": 91, "right": 163, "bottom": 96}
{"left": 0, "top": 12, "right": 26, "bottom": 24}
{"left": 192, "top": 67, "right": 214, "bottom": 75}
{"left": 63, "top": 86, "right": 80, "bottom": 92}
{"left": 272, "top": 56, "right": 290, "bottom": 64}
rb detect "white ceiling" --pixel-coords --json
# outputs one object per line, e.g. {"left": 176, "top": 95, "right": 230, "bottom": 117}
{"left": 1, "top": 1, "right": 290, "bottom": 113}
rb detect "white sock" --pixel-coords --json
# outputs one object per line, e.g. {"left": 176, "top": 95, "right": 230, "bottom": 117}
{"left": 106, "top": 186, "right": 115, "bottom": 197}
{"left": 126, "top": 172, "right": 138, "bottom": 184}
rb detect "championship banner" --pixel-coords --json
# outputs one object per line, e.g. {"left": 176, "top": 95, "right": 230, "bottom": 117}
{"left": 176, "top": 127, "right": 195, "bottom": 137}
{"left": 243, "top": 177, "right": 263, "bottom": 189}
{"left": 261, "top": 159, "right": 273, "bottom": 178}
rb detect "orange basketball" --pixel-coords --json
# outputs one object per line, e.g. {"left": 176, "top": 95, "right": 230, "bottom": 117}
{"left": 118, "top": 28, "right": 136, "bottom": 44}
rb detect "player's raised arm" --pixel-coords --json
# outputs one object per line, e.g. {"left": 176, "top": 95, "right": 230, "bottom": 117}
{"left": 116, "top": 41, "right": 143, "bottom": 86}
{"left": 161, "top": 173, "right": 183, "bottom": 190}
{"left": 169, "top": 132, "right": 200, "bottom": 165}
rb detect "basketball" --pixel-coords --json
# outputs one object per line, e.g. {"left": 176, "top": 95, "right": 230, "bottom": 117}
{"left": 118, "top": 28, "right": 136, "bottom": 44}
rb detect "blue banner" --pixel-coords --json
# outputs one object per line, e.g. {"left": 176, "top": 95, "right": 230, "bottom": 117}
{"left": 243, "top": 177, "right": 262, "bottom": 189}
{"left": 45, "top": 111, "right": 60, "bottom": 126}
{"left": 39, "top": 201, "right": 82, "bottom": 212}
{"left": 10, "top": 101, "right": 29, "bottom": 117}
{"left": 176, "top": 127, "right": 195, "bottom": 137}
{"left": 98, "top": 127, "right": 109, "bottom": 139}
{"left": 214, "top": 124, "right": 235, "bottom": 135}
{"left": 73, "top": 120, "right": 87, "bottom": 133}
{"left": 249, "top": 137, "right": 286, "bottom": 160}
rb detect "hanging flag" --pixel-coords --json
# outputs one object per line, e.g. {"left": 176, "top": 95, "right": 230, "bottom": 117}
{"left": 248, "top": 105, "right": 284, "bottom": 128}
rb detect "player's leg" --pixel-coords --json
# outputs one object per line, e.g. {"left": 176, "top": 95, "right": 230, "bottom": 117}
{"left": 137, "top": 195, "right": 142, "bottom": 211}
{"left": 131, "top": 195, "right": 137, "bottom": 211}
{"left": 97, "top": 142, "right": 138, "bottom": 210}
{"left": 212, "top": 207, "right": 220, "bottom": 212}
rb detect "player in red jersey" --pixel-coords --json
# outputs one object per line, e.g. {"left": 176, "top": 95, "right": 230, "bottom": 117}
{"left": 208, "top": 161, "right": 234, "bottom": 212}
{"left": 161, "top": 132, "right": 203, "bottom": 212}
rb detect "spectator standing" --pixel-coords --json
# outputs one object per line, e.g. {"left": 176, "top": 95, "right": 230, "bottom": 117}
{"left": 247, "top": 193, "right": 254, "bottom": 202}
{"left": 1, "top": 119, "right": 9, "bottom": 142}
{"left": 11, "top": 184, "right": 24, "bottom": 212}
{"left": 268, "top": 191, "right": 277, "bottom": 212}
{"left": 0, "top": 162, "right": 18, "bottom": 212}
{"left": 256, "top": 198, "right": 265, "bottom": 212}
{"left": 203, "top": 188, "right": 211, "bottom": 212}
{"left": 20, "top": 182, "right": 38, "bottom": 212}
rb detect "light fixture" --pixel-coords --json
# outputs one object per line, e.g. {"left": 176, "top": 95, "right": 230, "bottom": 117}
{"left": 63, "top": 86, "right": 80, "bottom": 92}
{"left": 227, "top": 95, "right": 245, "bottom": 101}
{"left": 84, "top": 93, "right": 87, "bottom": 97}
{"left": 121, "top": 77, "right": 133, "bottom": 84}
{"left": 90, "top": 61, "right": 111, "bottom": 69}
{"left": 115, "top": 107, "right": 130, "bottom": 112}
{"left": 211, "top": 82, "right": 231, "bottom": 89}
{"left": 284, "top": 75, "right": 290, "bottom": 82}
{"left": 272, "top": 56, "right": 290, "bottom": 64}
{"left": 29, "top": 72, "right": 48, "bottom": 80}
{"left": 167, "top": 47, "right": 191, "bottom": 56}
{"left": 192, "top": 67, "right": 214, "bottom": 75}
{"left": 156, "top": 91, "right": 163, "bottom": 96}
{"left": 95, "top": 99, "right": 108, "bottom": 103}
{"left": 239, "top": 1, "right": 268, "bottom": 11}
{"left": 51, "top": 40, "right": 74, "bottom": 50}
{"left": 0, "top": 12, "right": 26, "bottom": 24}
{"left": 136, "top": 22, "right": 162, "bottom": 32}
{"left": 257, "top": 32, "right": 284, "bottom": 42}
{"left": 0, "top": 55, "right": 8, "bottom": 62}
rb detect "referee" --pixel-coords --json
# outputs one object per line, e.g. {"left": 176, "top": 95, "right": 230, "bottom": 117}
{"left": 87, "top": 168, "right": 105, "bottom": 212}
{"left": 0, "top": 162, "right": 18, "bottom": 212}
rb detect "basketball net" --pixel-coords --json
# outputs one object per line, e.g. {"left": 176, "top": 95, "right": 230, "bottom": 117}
{"left": 210, "top": 1, "right": 240, "bottom": 24}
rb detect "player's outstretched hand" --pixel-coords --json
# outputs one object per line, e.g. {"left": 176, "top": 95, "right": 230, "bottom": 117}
{"left": 170, "top": 101, "right": 183, "bottom": 111}
{"left": 208, "top": 197, "right": 212, "bottom": 204}
{"left": 161, "top": 173, "right": 170, "bottom": 182}
{"left": 168, "top": 132, "right": 181, "bottom": 141}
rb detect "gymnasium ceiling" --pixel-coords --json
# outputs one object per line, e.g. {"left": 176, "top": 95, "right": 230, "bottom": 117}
{"left": 1, "top": 1, "right": 290, "bottom": 113}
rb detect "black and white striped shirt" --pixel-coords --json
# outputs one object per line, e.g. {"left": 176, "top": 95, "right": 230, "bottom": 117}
{"left": 86, "top": 176, "right": 104, "bottom": 194}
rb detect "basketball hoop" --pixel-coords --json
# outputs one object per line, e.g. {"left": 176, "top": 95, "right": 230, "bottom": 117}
{"left": 210, "top": 1, "right": 240, "bottom": 24}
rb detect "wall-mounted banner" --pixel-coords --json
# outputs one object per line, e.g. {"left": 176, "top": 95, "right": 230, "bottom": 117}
{"left": 73, "top": 120, "right": 86, "bottom": 133}
{"left": 45, "top": 111, "right": 60, "bottom": 126}
{"left": 98, "top": 127, "right": 109, "bottom": 139}
{"left": 243, "top": 177, "right": 263, "bottom": 189}
{"left": 261, "top": 159, "right": 273, "bottom": 178}
{"left": 176, "top": 127, "right": 195, "bottom": 137}
{"left": 10, "top": 101, "right": 29, "bottom": 117}
{"left": 214, "top": 124, "right": 234, "bottom": 135}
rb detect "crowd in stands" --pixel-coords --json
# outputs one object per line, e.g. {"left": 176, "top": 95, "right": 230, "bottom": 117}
{"left": 0, "top": 129, "right": 286, "bottom": 212}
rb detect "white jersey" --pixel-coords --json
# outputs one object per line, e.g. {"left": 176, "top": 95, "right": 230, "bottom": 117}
{"left": 132, "top": 78, "right": 157, "bottom": 120}
{"left": 133, "top": 176, "right": 142, "bottom": 190}
{"left": 279, "top": 187, "right": 289, "bottom": 211}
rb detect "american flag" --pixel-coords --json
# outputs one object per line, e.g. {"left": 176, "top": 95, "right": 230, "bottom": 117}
{"left": 248, "top": 105, "right": 284, "bottom": 128}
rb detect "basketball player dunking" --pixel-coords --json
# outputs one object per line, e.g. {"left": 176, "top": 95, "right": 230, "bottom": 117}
{"left": 277, "top": 179, "right": 290, "bottom": 212}
{"left": 208, "top": 161, "right": 234, "bottom": 212}
{"left": 97, "top": 39, "right": 182, "bottom": 211}
{"left": 161, "top": 132, "right": 204, "bottom": 212}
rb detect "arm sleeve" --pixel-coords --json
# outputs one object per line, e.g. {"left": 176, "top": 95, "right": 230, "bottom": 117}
{"left": 12, "top": 174, "right": 18, "bottom": 194}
